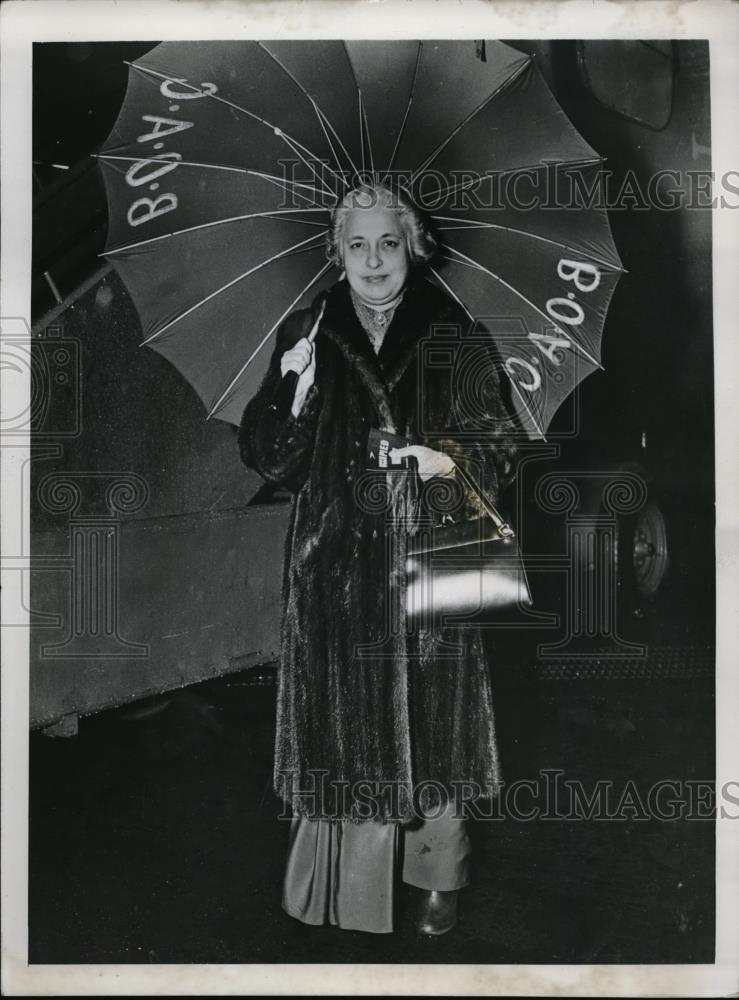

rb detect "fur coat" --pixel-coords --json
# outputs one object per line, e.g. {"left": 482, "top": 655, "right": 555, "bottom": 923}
{"left": 239, "top": 274, "right": 518, "bottom": 823}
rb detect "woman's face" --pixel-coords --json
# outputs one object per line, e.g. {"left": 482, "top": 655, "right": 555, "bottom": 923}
{"left": 341, "top": 205, "right": 410, "bottom": 307}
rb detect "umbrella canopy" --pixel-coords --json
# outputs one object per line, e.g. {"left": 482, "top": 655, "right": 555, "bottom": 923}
{"left": 99, "top": 40, "right": 623, "bottom": 436}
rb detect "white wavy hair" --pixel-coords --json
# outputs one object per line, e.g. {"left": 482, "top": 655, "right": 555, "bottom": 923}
{"left": 326, "top": 183, "right": 437, "bottom": 269}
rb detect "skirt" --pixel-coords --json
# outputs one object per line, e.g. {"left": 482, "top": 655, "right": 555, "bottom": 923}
{"left": 281, "top": 799, "right": 471, "bottom": 933}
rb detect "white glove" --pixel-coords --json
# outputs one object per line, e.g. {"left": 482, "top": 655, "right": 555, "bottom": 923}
{"left": 389, "top": 445, "right": 455, "bottom": 482}
{"left": 280, "top": 337, "right": 317, "bottom": 418}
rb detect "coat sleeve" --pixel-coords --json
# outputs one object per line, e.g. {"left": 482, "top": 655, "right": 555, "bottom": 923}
{"left": 429, "top": 357, "right": 519, "bottom": 523}
{"left": 238, "top": 309, "right": 322, "bottom": 493}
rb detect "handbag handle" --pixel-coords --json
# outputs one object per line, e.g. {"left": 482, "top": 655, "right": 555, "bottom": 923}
{"left": 450, "top": 460, "right": 515, "bottom": 538}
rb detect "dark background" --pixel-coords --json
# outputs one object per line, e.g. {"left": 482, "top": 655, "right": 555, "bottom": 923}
{"left": 29, "top": 40, "right": 715, "bottom": 964}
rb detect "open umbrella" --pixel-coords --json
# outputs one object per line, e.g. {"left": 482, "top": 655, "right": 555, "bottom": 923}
{"left": 98, "top": 40, "right": 623, "bottom": 437}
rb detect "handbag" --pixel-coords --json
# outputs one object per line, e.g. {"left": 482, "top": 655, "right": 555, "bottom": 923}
{"left": 404, "top": 462, "right": 532, "bottom": 623}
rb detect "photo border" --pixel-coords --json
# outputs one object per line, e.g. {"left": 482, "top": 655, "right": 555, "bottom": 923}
{"left": 2, "top": 1, "right": 738, "bottom": 995}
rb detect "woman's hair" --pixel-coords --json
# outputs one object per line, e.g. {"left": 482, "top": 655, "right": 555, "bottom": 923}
{"left": 326, "top": 183, "right": 437, "bottom": 269}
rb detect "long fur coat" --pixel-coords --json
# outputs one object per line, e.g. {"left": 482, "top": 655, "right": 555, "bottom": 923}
{"left": 239, "top": 274, "right": 518, "bottom": 823}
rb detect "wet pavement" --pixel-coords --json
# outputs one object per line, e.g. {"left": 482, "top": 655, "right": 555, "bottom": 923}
{"left": 29, "top": 658, "right": 714, "bottom": 964}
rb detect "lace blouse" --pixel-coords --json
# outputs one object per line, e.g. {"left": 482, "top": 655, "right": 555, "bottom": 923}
{"left": 350, "top": 288, "right": 405, "bottom": 354}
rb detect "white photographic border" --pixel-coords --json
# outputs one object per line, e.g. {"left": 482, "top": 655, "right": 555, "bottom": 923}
{"left": 2, "top": 1, "right": 738, "bottom": 995}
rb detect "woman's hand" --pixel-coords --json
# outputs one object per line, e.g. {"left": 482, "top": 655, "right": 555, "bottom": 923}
{"left": 280, "top": 337, "right": 317, "bottom": 418}
{"left": 389, "top": 445, "right": 455, "bottom": 482}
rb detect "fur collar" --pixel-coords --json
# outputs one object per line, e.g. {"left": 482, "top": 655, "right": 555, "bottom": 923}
{"left": 316, "top": 276, "right": 463, "bottom": 431}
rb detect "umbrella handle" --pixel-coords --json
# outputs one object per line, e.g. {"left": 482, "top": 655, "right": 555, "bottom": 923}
{"left": 271, "top": 369, "right": 300, "bottom": 420}
{"left": 269, "top": 298, "right": 326, "bottom": 420}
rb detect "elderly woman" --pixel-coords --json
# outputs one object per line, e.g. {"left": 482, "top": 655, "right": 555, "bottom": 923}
{"left": 239, "top": 184, "right": 517, "bottom": 935}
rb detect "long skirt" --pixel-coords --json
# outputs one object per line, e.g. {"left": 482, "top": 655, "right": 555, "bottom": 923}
{"left": 281, "top": 799, "right": 471, "bottom": 933}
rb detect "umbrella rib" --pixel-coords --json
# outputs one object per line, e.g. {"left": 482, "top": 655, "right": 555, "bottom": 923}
{"left": 256, "top": 42, "right": 350, "bottom": 190}
{"left": 139, "top": 230, "right": 327, "bottom": 345}
{"left": 358, "top": 89, "right": 366, "bottom": 177}
{"left": 409, "top": 56, "right": 532, "bottom": 183}
{"left": 104, "top": 209, "right": 329, "bottom": 257}
{"left": 312, "top": 103, "right": 361, "bottom": 186}
{"left": 277, "top": 132, "right": 339, "bottom": 199}
{"left": 443, "top": 245, "right": 603, "bottom": 370}
{"left": 98, "top": 154, "right": 328, "bottom": 206}
{"left": 431, "top": 215, "right": 623, "bottom": 272}
{"left": 208, "top": 261, "right": 334, "bottom": 418}
{"left": 429, "top": 264, "right": 546, "bottom": 440}
{"left": 337, "top": 43, "right": 373, "bottom": 181}
{"left": 256, "top": 170, "right": 332, "bottom": 208}
{"left": 340, "top": 40, "right": 368, "bottom": 184}
{"left": 432, "top": 157, "right": 606, "bottom": 204}
{"left": 359, "top": 91, "right": 376, "bottom": 180}
{"left": 383, "top": 42, "right": 422, "bottom": 179}
{"left": 126, "top": 60, "right": 337, "bottom": 198}
{"left": 437, "top": 252, "right": 486, "bottom": 272}
{"left": 308, "top": 103, "right": 350, "bottom": 191}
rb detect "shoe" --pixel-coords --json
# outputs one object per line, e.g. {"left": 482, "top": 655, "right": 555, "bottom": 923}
{"left": 416, "top": 889, "right": 458, "bottom": 936}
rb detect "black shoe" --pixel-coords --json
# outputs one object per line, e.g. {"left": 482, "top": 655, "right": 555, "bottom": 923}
{"left": 416, "top": 889, "right": 459, "bottom": 936}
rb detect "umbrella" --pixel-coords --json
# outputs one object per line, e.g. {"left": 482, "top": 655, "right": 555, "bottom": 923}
{"left": 98, "top": 40, "right": 623, "bottom": 437}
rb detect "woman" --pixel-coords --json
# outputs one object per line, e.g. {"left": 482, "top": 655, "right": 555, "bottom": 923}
{"left": 239, "top": 184, "right": 518, "bottom": 935}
